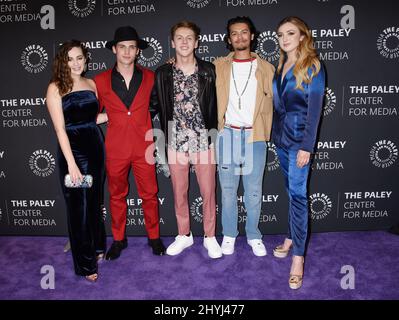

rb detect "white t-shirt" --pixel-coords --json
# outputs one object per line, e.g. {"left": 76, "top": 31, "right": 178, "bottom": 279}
{"left": 225, "top": 58, "right": 258, "bottom": 127}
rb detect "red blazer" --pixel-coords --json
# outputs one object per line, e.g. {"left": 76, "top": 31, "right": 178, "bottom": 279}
{"left": 95, "top": 66, "right": 155, "bottom": 160}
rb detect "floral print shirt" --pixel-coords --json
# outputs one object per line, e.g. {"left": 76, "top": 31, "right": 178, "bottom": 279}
{"left": 169, "top": 64, "right": 208, "bottom": 153}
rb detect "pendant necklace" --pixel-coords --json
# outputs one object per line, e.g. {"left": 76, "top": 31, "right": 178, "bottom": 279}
{"left": 231, "top": 60, "right": 253, "bottom": 110}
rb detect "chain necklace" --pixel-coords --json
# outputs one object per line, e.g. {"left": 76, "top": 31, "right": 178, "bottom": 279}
{"left": 231, "top": 60, "right": 253, "bottom": 110}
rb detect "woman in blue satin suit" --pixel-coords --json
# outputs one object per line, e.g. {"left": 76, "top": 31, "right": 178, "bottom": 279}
{"left": 271, "top": 17, "right": 325, "bottom": 290}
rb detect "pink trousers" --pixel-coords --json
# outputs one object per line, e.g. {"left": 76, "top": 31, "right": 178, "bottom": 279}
{"left": 168, "top": 147, "right": 217, "bottom": 237}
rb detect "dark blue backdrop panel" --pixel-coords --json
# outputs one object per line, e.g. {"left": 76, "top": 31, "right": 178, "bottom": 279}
{"left": 0, "top": 0, "right": 398, "bottom": 236}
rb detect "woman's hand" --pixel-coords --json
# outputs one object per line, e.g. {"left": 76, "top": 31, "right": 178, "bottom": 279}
{"left": 68, "top": 162, "right": 83, "bottom": 184}
{"left": 296, "top": 150, "right": 310, "bottom": 168}
{"left": 96, "top": 112, "right": 108, "bottom": 124}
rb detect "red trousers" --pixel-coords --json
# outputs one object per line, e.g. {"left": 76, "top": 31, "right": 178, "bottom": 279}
{"left": 106, "top": 157, "right": 160, "bottom": 240}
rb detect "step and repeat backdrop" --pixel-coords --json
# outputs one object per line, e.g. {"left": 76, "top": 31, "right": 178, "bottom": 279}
{"left": 0, "top": 0, "right": 398, "bottom": 236}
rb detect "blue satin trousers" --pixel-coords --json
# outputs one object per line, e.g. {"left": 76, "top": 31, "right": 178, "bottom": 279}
{"left": 276, "top": 147, "right": 310, "bottom": 256}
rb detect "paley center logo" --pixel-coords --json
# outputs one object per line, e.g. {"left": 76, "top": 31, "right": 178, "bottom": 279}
{"left": 323, "top": 87, "right": 336, "bottom": 116}
{"left": 0, "top": 149, "right": 4, "bottom": 178}
{"left": 190, "top": 197, "right": 218, "bottom": 223}
{"left": 29, "top": 149, "right": 56, "bottom": 177}
{"left": 256, "top": 31, "right": 280, "bottom": 63}
{"left": 68, "top": 0, "right": 96, "bottom": 18}
{"left": 309, "top": 193, "right": 332, "bottom": 220}
{"left": 137, "top": 37, "right": 163, "bottom": 68}
{"left": 81, "top": 40, "right": 108, "bottom": 71}
{"left": 266, "top": 142, "right": 280, "bottom": 171}
{"left": 21, "top": 44, "right": 48, "bottom": 74}
{"left": 186, "top": 0, "right": 211, "bottom": 9}
{"left": 101, "top": 204, "right": 107, "bottom": 222}
{"left": 377, "top": 27, "right": 399, "bottom": 59}
{"left": 0, "top": 3, "right": 54, "bottom": 30}
{"left": 369, "top": 140, "right": 398, "bottom": 168}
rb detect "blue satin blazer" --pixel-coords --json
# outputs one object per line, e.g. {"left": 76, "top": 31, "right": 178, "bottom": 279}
{"left": 272, "top": 63, "right": 325, "bottom": 152}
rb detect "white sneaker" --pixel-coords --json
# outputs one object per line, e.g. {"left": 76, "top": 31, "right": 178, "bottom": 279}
{"left": 221, "top": 236, "right": 236, "bottom": 255}
{"left": 247, "top": 239, "right": 267, "bottom": 257}
{"left": 203, "top": 237, "right": 223, "bottom": 259}
{"left": 166, "top": 232, "right": 194, "bottom": 256}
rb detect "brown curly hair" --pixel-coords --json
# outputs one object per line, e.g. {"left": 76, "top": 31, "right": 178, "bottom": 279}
{"left": 50, "top": 40, "right": 88, "bottom": 96}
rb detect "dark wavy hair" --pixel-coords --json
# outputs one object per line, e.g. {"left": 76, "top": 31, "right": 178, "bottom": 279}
{"left": 225, "top": 16, "right": 259, "bottom": 51}
{"left": 50, "top": 40, "right": 88, "bottom": 96}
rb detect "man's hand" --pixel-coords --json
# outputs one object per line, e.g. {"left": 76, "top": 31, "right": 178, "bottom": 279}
{"left": 166, "top": 57, "right": 175, "bottom": 64}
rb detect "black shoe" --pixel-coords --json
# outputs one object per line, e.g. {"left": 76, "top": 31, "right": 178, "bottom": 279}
{"left": 105, "top": 239, "right": 128, "bottom": 260}
{"left": 148, "top": 238, "right": 166, "bottom": 256}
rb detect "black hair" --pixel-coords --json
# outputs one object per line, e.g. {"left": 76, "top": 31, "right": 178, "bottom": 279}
{"left": 225, "top": 16, "right": 259, "bottom": 51}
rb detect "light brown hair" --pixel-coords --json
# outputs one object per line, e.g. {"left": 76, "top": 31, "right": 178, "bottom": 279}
{"left": 170, "top": 20, "right": 201, "bottom": 40}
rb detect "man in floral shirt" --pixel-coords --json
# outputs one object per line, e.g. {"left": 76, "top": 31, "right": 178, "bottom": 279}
{"left": 151, "top": 20, "right": 222, "bottom": 259}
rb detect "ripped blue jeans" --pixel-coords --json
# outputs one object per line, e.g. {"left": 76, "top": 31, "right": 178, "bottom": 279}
{"left": 216, "top": 127, "right": 267, "bottom": 240}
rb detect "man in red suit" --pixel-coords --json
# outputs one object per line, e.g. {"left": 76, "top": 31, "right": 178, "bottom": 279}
{"left": 95, "top": 26, "right": 165, "bottom": 259}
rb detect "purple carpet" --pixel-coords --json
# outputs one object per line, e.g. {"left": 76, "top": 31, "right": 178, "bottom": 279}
{"left": 0, "top": 231, "right": 398, "bottom": 300}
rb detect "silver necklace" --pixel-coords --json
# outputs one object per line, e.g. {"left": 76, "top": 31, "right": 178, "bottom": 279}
{"left": 231, "top": 60, "right": 253, "bottom": 110}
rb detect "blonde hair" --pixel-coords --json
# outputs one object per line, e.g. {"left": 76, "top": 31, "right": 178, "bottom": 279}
{"left": 276, "top": 16, "right": 321, "bottom": 91}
